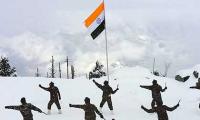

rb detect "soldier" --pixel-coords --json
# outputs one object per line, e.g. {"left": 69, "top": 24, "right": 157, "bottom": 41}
{"left": 141, "top": 101, "right": 179, "bottom": 120}
{"left": 5, "top": 97, "right": 43, "bottom": 120}
{"left": 140, "top": 80, "right": 167, "bottom": 108}
{"left": 92, "top": 79, "right": 119, "bottom": 113}
{"left": 190, "top": 78, "right": 200, "bottom": 89}
{"left": 189, "top": 79, "right": 200, "bottom": 108}
{"left": 39, "top": 82, "right": 61, "bottom": 114}
{"left": 69, "top": 97, "right": 104, "bottom": 120}
{"left": 190, "top": 86, "right": 200, "bottom": 109}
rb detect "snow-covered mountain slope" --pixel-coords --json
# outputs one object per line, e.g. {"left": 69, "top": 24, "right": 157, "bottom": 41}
{"left": 1, "top": 66, "right": 200, "bottom": 120}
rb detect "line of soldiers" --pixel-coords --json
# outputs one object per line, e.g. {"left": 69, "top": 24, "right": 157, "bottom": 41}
{"left": 5, "top": 80, "right": 119, "bottom": 120}
{"left": 5, "top": 79, "right": 183, "bottom": 120}
{"left": 140, "top": 80, "right": 180, "bottom": 120}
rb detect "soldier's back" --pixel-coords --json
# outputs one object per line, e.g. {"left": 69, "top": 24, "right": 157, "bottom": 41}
{"left": 84, "top": 104, "right": 96, "bottom": 120}
{"left": 49, "top": 86, "right": 58, "bottom": 99}
{"left": 102, "top": 85, "right": 112, "bottom": 97}
{"left": 19, "top": 104, "right": 33, "bottom": 120}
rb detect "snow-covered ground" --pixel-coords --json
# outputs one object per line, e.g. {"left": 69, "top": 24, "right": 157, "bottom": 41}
{"left": 1, "top": 66, "right": 200, "bottom": 120}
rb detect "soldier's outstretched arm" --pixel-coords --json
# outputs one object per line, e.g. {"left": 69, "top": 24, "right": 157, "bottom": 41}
{"left": 141, "top": 105, "right": 155, "bottom": 113}
{"left": 164, "top": 103, "right": 179, "bottom": 111}
{"left": 93, "top": 80, "right": 103, "bottom": 90}
{"left": 161, "top": 86, "right": 167, "bottom": 92}
{"left": 5, "top": 106, "right": 20, "bottom": 111}
{"left": 39, "top": 84, "right": 49, "bottom": 91}
{"left": 190, "top": 86, "right": 196, "bottom": 89}
{"left": 29, "top": 104, "right": 42, "bottom": 113}
{"left": 190, "top": 86, "right": 200, "bottom": 89}
{"left": 69, "top": 104, "right": 84, "bottom": 109}
{"left": 112, "top": 87, "right": 119, "bottom": 94}
{"left": 57, "top": 88, "right": 61, "bottom": 100}
{"left": 140, "top": 85, "right": 152, "bottom": 90}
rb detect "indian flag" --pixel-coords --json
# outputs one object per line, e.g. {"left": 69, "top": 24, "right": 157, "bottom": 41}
{"left": 84, "top": 2, "right": 105, "bottom": 40}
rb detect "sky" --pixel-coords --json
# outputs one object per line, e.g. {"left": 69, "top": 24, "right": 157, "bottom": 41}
{"left": 0, "top": 0, "right": 200, "bottom": 77}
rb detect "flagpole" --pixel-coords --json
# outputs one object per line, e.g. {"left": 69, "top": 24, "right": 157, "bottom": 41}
{"left": 103, "top": 0, "right": 110, "bottom": 82}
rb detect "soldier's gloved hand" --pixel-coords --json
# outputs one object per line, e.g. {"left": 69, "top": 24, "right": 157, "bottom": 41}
{"left": 141, "top": 105, "right": 144, "bottom": 109}
{"left": 92, "top": 79, "right": 95, "bottom": 83}
{"left": 199, "top": 103, "right": 200, "bottom": 109}
{"left": 100, "top": 114, "right": 104, "bottom": 118}
{"left": 5, "top": 106, "right": 9, "bottom": 109}
{"left": 165, "top": 86, "right": 167, "bottom": 90}
{"left": 39, "top": 84, "right": 42, "bottom": 87}
{"left": 38, "top": 109, "right": 42, "bottom": 113}
{"left": 59, "top": 97, "right": 61, "bottom": 100}
{"left": 69, "top": 104, "right": 72, "bottom": 107}
{"left": 177, "top": 103, "right": 180, "bottom": 107}
{"left": 116, "top": 87, "right": 119, "bottom": 91}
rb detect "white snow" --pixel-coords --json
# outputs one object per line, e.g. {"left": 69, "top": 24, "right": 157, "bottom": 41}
{"left": 1, "top": 66, "right": 200, "bottom": 120}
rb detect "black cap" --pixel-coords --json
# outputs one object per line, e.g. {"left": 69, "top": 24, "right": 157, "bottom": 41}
{"left": 21, "top": 97, "right": 26, "bottom": 104}
{"left": 49, "top": 82, "right": 54, "bottom": 86}
{"left": 152, "top": 80, "right": 157, "bottom": 85}
{"left": 84, "top": 97, "right": 90, "bottom": 104}
{"left": 104, "top": 81, "right": 109, "bottom": 85}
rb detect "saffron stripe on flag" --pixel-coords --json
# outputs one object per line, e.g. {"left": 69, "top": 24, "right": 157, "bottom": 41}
{"left": 91, "top": 20, "right": 105, "bottom": 39}
{"left": 85, "top": 2, "right": 104, "bottom": 28}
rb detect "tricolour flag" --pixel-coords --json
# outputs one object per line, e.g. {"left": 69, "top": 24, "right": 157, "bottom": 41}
{"left": 84, "top": 2, "right": 105, "bottom": 39}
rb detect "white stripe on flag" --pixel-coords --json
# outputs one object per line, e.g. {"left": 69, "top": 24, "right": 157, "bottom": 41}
{"left": 87, "top": 11, "right": 105, "bottom": 34}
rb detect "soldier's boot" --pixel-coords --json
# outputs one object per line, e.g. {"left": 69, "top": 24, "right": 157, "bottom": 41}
{"left": 47, "top": 110, "right": 51, "bottom": 115}
{"left": 58, "top": 109, "right": 62, "bottom": 114}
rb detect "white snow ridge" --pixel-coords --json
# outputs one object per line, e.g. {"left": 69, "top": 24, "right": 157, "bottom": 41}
{"left": 1, "top": 66, "right": 200, "bottom": 120}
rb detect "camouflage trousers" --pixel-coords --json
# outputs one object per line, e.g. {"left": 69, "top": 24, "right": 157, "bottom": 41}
{"left": 23, "top": 117, "right": 33, "bottom": 120}
{"left": 151, "top": 96, "right": 163, "bottom": 108}
{"left": 48, "top": 100, "right": 61, "bottom": 110}
{"left": 100, "top": 97, "right": 113, "bottom": 110}
{"left": 85, "top": 116, "right": 96, "bottom": 120}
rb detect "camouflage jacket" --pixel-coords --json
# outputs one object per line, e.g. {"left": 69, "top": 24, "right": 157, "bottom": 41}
{"left": 40, "top": 85, "right": 61, "bottom": 101}
{"left": 71, "top": 104, "right": 102, "bottom": 120}
{"left": 5, "top": 103, "right": 41, "bottom": 120}
{"left": 140, "top": 84, "right": 166, "bottom": 99}
{"left": 94, "top": 81, "right": 118, "bottom": 98}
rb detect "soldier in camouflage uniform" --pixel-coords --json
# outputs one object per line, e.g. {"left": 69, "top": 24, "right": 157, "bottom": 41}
{"left": 5, "top": 97, "right": 42, "bottom": 120}
{"left": 92, "top": 79, "right": 119, "bottom": 112}
{"left": 69, "top": 97, "right": 104, "bottom": 120}
{"left": 39, "top": 82, "right": 61, "bottom": 114}
{"left": 189, "top": 78, "right": 200, "bottom": 108}
{"left": 141, "top": 101, "right": 179, "bottom": 120}
{"left": 140, "top": 80, "right": 167, "bottom": 108}
{"left": 190, "top": 78, "right": 200, "bottom": 89}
